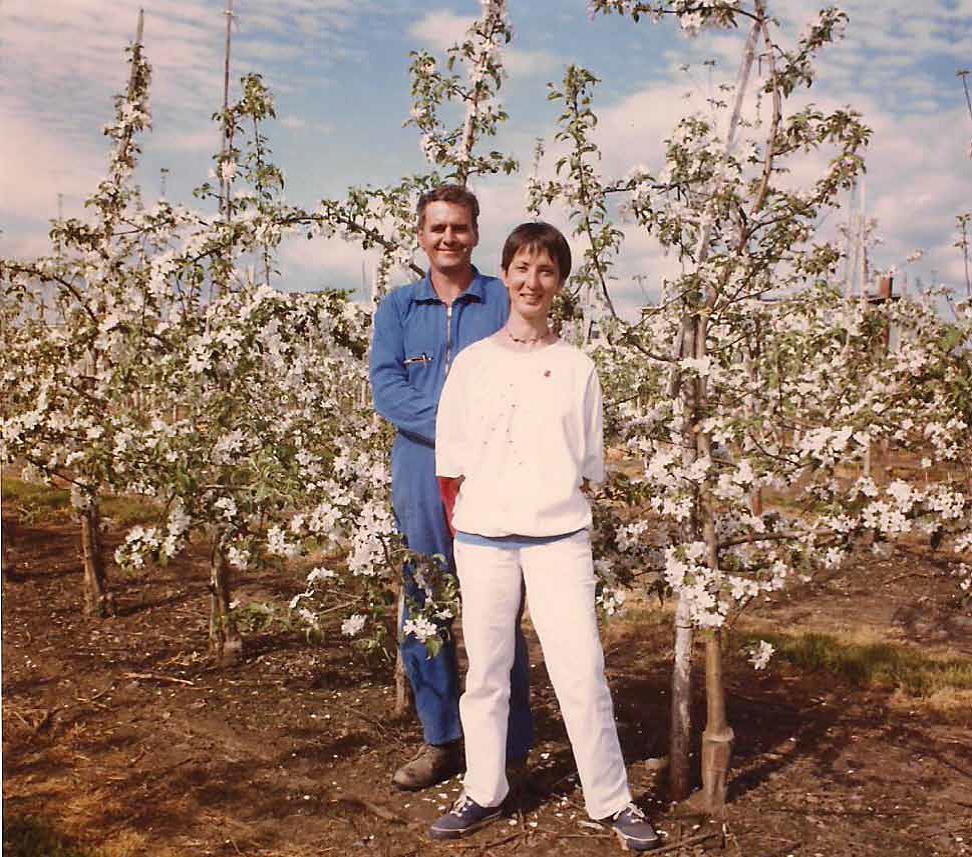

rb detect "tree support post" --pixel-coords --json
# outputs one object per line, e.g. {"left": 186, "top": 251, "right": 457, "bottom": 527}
{"left": 701, "top": 629, "right": 734, "bottom": 818}
{"left": 394, "top": 588, "right": 413, "bottom": 716}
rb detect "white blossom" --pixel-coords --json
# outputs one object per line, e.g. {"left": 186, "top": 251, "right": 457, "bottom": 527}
{"left": 748, "top": 640, "right": 775, "bottom": 670}
{"left": 341, "top": 613, "right": 367, "bottom": 637}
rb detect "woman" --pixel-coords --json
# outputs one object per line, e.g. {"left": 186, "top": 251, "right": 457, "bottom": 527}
{"left": 429, "top": 222, "right": 660, "bottom": 852}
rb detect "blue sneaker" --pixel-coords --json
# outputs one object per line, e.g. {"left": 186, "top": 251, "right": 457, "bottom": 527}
{"left": 603, "top": 803, "right": 661, "bottom": 852}
{"left": 429, "top": 793, "right": 503, "bottom": 840}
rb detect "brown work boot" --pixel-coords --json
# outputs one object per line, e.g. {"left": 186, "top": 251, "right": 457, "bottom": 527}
{"left": 392, "top": 741, "right": 463, "bottom": 791}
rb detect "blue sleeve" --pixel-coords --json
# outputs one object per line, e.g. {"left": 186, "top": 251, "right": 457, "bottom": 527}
{"left": 369, "top": 293, "right": 437, "bottom": 445}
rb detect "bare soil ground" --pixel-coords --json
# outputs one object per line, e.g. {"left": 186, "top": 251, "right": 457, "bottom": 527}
{"left": 3, "top": 517, "right": 971, "bottom": 856}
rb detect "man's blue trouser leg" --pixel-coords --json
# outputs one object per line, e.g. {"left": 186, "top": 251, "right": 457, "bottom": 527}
{"left": 401, "top": 559, "right": 534, "bottom": 759}
{"left": 394, "top": 437, "right": 533, "bottom": 758}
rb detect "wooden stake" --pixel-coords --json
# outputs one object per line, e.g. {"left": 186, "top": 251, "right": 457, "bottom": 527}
{"left": 700, "top": 629, "right": 734, "bottom": 818}
{"left": 220, "top": 0, "right": 235, "bottom": 225}
{"left": 455, "top": 0, "right": 507, "bottom": 186}
{"left": 128, "top": 10, "right": 145, "bottom": 94}
{"left": 394, "top": 588, "right": 413, "bottom": 716}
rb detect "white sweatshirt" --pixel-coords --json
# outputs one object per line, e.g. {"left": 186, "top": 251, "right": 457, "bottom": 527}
{"left": 435, "top": 336, "right": 604, "bottom": 537}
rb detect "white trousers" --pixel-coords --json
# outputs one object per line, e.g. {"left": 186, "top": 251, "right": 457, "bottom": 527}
{"left": 455, "top": 530, "right": 632, "bottom": 819}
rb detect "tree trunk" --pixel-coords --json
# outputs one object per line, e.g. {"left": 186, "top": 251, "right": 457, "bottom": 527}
{"left": 750, "top": 487, "right": 764, "bottom": 517}
{"left": 700, "top": 629, "right": 734, "bottom": 818}
{"left": 669, "top": 595, "right": 694, "bottom": 800}
{"left": 394, "top": 651, "right": 411, "bottom": 716}
{"left": 209, "top": 540, "right": 243, "bottom": 664}
{"left": 669, "top": 311, "right": 699, "bottom": 798}
{"left": 80, "top": 504, "right": 113, "bottom": 617}
{"left": 877, "top": 437, "right": 890, "bottom": 485}
{"left": 2, "top": 518, "right": 14, "bottom": 581}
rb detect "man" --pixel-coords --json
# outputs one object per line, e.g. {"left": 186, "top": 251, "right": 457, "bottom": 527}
{"left": 369, "top": 185, "right": 533, "bottom": 790}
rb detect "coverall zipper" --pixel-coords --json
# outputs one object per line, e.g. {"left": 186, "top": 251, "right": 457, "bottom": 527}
{"left": 445, "top": 303, "right": 454, "bottom": 371}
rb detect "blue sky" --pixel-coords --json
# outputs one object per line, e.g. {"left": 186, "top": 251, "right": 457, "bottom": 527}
{"left": 2, "top": 0, "right": 970, "bottom": 311}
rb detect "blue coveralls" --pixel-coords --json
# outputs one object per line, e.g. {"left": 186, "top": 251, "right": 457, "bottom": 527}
{"left": 370, "top": 268, "right": 533, "bottom": 758}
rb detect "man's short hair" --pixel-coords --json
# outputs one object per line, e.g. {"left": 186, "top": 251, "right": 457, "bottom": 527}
{"left": 501, "top": 222, "right": 572, "bottom": 283}
{"left": 416, "top": 185, "right": 480, "bottom": 231}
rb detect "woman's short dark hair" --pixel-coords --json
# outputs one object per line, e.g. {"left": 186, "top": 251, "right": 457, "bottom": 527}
{"left": 501, "top": 222, "right": 571, "bottom": 282}
{"left": 416, "top": 185, "right": 480, "bottom": 230}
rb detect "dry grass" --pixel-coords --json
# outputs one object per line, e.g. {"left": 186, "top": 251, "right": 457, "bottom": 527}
{"left": 889, "top": 686, "right": 972, "bottom": 721}
{"left": 2, "top": 477, "right": 71, "bottom": 521}
{"left": 1, "top": 815, "right": 100, "bottom": 857}
{"left": 1, "top": 476, "right": 158, "bottom": 527}
{"left": 736, "top": 628, "right": 972, "bottom": 698}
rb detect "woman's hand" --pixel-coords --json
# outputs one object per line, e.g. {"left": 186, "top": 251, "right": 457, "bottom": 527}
{"left": 437, "top": 477, "right": 463, "bottom": 537}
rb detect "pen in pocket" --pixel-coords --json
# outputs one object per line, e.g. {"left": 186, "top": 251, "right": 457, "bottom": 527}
{"left": 404, "top": 353, "right": 433, "bottom": 365}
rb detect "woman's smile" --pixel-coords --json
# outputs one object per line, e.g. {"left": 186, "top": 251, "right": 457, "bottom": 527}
{"left": 503, "top": 247, "right": 562, "bottom": 320}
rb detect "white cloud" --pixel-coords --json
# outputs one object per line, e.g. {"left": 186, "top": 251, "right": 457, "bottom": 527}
{"left": 278, "top": 233, "right": 383, "bottom": 293}
{"left": 0, "top": 0, "right": 384, "bottom": 253}
{"left": 407, "top": 10, "right": 473, "bottom": 53}
{"left": 237, "top": 41, "right": 302, "bottom": 64}
{"left": 156, "top": 128, "right": 221, "bottom": 153}
{"left": 407, "top": 10, "right": 562, "bottom": 79}
{"left": 0, "top": 108, "right": 105, "bottom": 224}
{"left": 0, "top": 0, "right": 375, "bottom": 157}
{"left": 0, "top": 233, "right": 59, "bottom": 264}
{"left": 505, "top": 49, "right": 562, "bottom": 78}
{"left": 3, "top": 0, "right": 967, "bottom": 307}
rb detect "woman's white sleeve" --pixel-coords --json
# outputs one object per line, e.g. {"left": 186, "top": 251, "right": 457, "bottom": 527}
{"left": 435, "top": 356, "right": 467, "bottom": 478}
{"left": 582, "top": 366, "right": 605, "bottom": 484}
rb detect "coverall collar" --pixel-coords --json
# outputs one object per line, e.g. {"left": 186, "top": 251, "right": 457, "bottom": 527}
{"left": 413, "top": 266, "right": 488, "bottom": 304}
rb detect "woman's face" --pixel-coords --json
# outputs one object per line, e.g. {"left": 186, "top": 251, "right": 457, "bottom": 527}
{"left": 502, "top": 246, "right": 563, "bottom": 322}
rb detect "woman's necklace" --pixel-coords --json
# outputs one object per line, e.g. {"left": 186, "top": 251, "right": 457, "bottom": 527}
{"left": 505, "top": 325, "right": 550, "bottom": 345}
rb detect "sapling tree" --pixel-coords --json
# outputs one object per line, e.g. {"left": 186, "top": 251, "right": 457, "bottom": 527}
{"left": 104, "top": 72, "right": 398, "bottom": 662}
{"left": 530, "top": 1, "right": 972, "bottom": 816}
{"left": 112, "top": 281, "right": 381, "bottom": 662}
{"left": 529, "top": 65, "right": 628, "bottom": 324}
{"left": 0, "top": 19, "right": 161, "bottom": 616}
{"left": 1, "top": 35, "right": 384, "bottom": 662}
{"left": 531, "top": 0, "right": 878, "bottom": 812}
{"left": 2, "top": 2, "right": 524, "bottom": 665}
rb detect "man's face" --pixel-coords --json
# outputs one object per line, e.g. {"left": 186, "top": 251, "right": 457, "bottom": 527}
{"left": 502, "top": 245, "right": 563, "bottom": 322}
{"left": 417, "top": 201, "right": 479, "bottom": 276}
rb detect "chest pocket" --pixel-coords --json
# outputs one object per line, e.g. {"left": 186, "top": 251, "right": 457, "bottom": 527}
{"left": 401, "top": 316, "right": 440, "bottom": 382}
{"left": 403, "top": 296, "right": 446, "bottom": 355}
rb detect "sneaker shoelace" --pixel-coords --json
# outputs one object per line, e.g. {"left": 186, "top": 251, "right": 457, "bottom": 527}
{"left": 613, "top": 803, "right": 647, "bottom": 822}
{"left": 450, "top": 794, "right": 473, "bottom": 816}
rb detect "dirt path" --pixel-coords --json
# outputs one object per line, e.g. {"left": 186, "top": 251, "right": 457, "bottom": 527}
{"left": 3, "top": 519, "right": 971, "bottom": 856}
